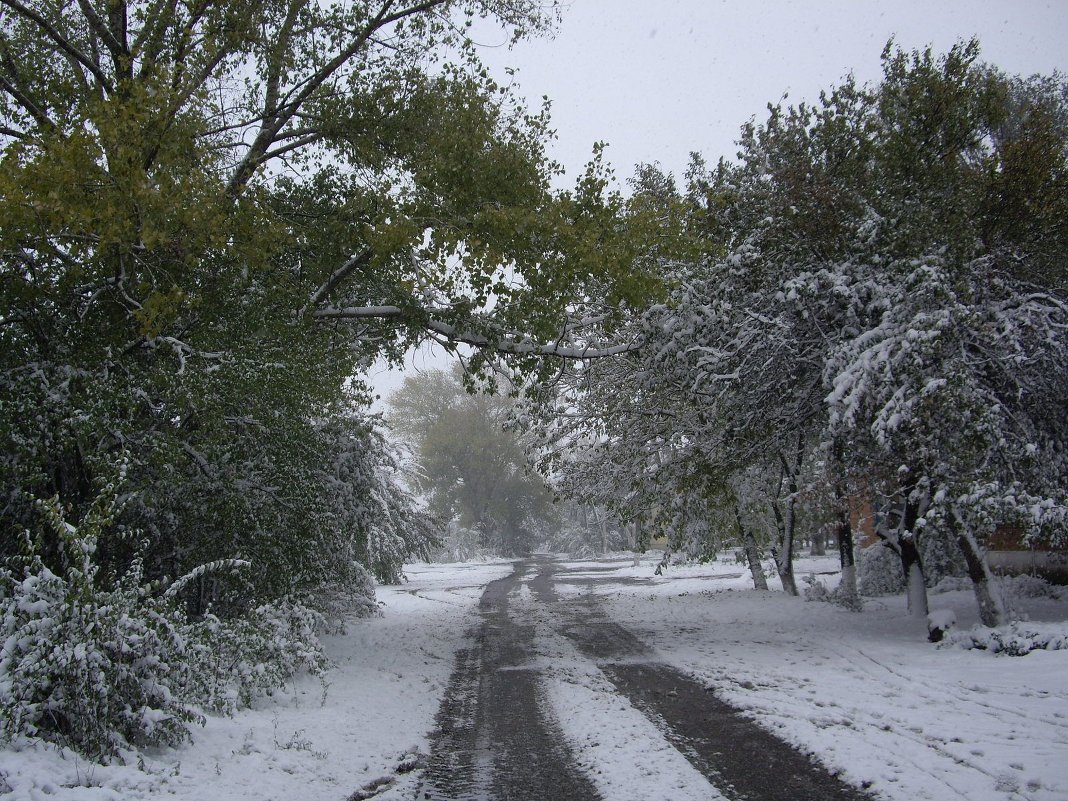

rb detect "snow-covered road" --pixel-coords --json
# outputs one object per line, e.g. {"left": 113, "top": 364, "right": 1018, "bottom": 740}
{"left": 414, "top": 556, "right": 870, "bottom": 800}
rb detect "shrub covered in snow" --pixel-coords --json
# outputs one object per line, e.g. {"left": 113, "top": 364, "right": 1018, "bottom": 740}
{"left": 997, "top": 574, "right": 1068, "bottom": 601}
{"left": 433, "top": 523, "right": 496, "bottom": 563}
{"left": 929, "top": 575, "right": 972, "bottom": 594}
{"left": 857, "top": 544, "right": 905, "bottom": 597}
{"left": 802, "top": 574, "right": 862, "bottom": 610}
{"left": 942, "top": 622, "right": 1068, "bottom": 656}
{"left": 919, "top": 533, "right": 968, "bottom": 588}
{"left": 0, "top": 558, "right": 200, "bottom": 758}
{"left": 0, "top": 493, "right": 201, "bottom": 758}
{"left": 859, "top": 538, "right": 967, "bottom": 599}
{"left": 315, "top": 564, "right": 383, "bottom": 633}
{"left": 184, "top": 598, "right": 327, "bottom": 714}
{"left": 0, "top": 485, "right": 327, "bottom": 759}
{"left": 932, "top": 573, "right": 1066, "bottom": 603}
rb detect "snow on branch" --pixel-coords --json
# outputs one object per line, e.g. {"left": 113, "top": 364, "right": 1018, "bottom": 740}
{"left": 163, "top": 559, "right": 252, "bottom": 600}
{"left": 313, "top": 304, "right": 643, "bottom": 360}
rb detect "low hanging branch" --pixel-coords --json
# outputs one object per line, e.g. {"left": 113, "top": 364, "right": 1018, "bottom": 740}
{"left": 313, "top": 303, "right": 644, "bottom": 360}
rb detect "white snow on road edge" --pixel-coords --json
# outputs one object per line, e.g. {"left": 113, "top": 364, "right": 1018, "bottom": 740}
{"left": 575, "top": 554, "right": 1068, "bottom": 801}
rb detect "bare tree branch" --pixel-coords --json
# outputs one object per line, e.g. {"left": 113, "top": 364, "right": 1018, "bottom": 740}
{"left": 225, "top": 0, "right": 448, "bottom": 197}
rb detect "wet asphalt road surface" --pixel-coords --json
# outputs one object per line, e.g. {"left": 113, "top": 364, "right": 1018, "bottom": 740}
{"left": 417, "top": 557, "right": 873, "bottom": 801}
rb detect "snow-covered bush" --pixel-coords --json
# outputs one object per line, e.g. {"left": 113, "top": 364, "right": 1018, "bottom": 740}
{"left": 929, "top": 575, "right": 971, "bottom": 594}
{"left": 857, "top": 544, "right": 905, "bottom": 597}
{"left": 802, "top": 574, "right": 862, "bottom": 610}
{"left": 0, "top": 560, "right": 200, "bottom": 758}
{"left": 858, "top": 536, "right": 966, "bottom": 600}
{"left": 0, "top": 493, "right": 201, "bottom": 758}
{"left": 184, "top": 598, "right": 328, "bottom": 714}
{"left": 315, "top": 564, "right": 383, "bottom": 633}
{"left": 998, "top": 574, "right": 1067, "bottom": 601}
{"left": 920, "top": 533, "right": 968, "bottom": 588}
{"left": 932, "top": 574, "right": 1065, "bottom": 601}
{"left": 942, "top": 622, "right": 1068, "bottom": 656}
{"left": 433, "top": 523, "right": 494, "bottom": 563}
{"left": 0, "top": 482, "right": 327, "bottom": 759}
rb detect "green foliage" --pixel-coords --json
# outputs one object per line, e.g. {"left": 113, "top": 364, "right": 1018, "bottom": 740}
{"left": 0, "top": 1, "right": 616, "bottom": 615}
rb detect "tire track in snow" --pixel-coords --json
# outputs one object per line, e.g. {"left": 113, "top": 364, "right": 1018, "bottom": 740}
{"left": 417, "top": 563, "right": 599, "bottom": 801}
{"left": 516, "top": 574, "right": 725, "bottom": 801}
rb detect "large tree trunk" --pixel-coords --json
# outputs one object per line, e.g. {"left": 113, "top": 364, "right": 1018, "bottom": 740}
{"left": 950, "top": 508, "right": 1005, "bottom": 627}
{"left": 736, "top": 508, "right": 768, "bottom": 590}
{"left": 898, "top": 491, "right": 929, "bottom": 618}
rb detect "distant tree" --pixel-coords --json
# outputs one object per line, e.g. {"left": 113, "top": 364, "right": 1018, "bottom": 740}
{"left": 389, "top": 367, "right": 555, "bottom": 556}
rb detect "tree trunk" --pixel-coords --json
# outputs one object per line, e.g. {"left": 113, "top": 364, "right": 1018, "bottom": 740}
{"left": 654, "top": 546, "right": 671, "bottom": 576}
{"left": 770, "top": 500, "right": 798, "bottom": 596}
{"left": 810, "top": 525, "right": 827, "bottom": 556}
{"left": 950, "top": 509, "right": 1005, "bottom": 627}
{"left": 736, "top": 508, "right": 768, "bottom": 590}
{"left": 901, "top": 537, "right": 928, "bottom": 617}
{"left": 770, "top": 435, "right": 803, "bottom": 596}
{"left": 830, "top": 439, "right": 857, "bottom": 607}
{"left": 835, "top": 514, "right": 858, "bottom": 608}
{"left": 898, "top": 492, "right": 929, "bottom": 618}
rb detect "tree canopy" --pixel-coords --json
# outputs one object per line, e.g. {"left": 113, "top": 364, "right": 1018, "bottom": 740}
{"left": 0, "top": 0, "right": 675, "bottom": 602}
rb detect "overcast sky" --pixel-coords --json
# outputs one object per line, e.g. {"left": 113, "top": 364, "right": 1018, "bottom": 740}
{"left": 476, "top": 0, "right": 1068, "bottom": 185}
{"left": 370, "top": 0, "right": 1068, "bottom": 404}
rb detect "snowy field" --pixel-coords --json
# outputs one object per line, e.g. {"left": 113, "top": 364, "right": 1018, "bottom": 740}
{"left": 1, "top": 554, "right": 1066, "bottom": 801}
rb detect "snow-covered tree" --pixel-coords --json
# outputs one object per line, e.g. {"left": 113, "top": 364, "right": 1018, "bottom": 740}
{"left": 527, "top": 41, "right": 1068, "bottom": 625}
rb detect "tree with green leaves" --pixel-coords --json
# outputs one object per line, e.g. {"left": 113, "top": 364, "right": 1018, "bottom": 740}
{"left": 0, "top": 0, "right": 672, "bottom": 599}
{"left": 0, "top": 0, "right": 682, "bottom": 757}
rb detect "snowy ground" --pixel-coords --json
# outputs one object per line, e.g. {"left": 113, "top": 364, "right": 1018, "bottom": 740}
{"left": 0, "top": 560, "right": 513, "bottom": 801}
{"left": 563, "top": 554, "right": 1068, "bottom": 801}
{"left": 1, "top": 554, "right": 1066, "bottom": 801}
